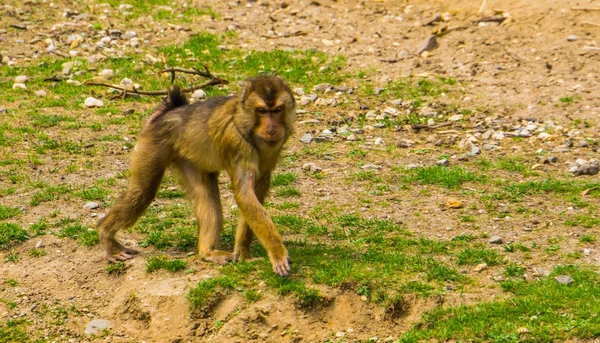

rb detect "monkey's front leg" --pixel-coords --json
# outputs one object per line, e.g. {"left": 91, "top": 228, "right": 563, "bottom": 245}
{"left": 233, "top": 171, "right": 290, "bottom": 276}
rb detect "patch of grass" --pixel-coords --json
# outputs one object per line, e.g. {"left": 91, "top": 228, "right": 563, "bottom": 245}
{"left": 55, "top": 223, "right": 99, "bottom": 247}
{"left": 188, "top": 275, "right": 237, "bottom": 312}
{"left": 0, "top": 318, "right": 29, "bottom": 342}
{"left": 0, "top": 223, "right": 28, "bottom": 250}
{"left": 457, "top": 246, "right": 501, "bottom": 266}
{"left": 30, "top": 185, "right": 71, "bottom": 206}
{"left": 495, "top": 157, "right": 537, "bottom": 177}
{"left": 29, "top": 248, "right": 47, "bottom": 257}
{"left": 146, "top": 255, "right": 187, "bottom": 273}
{"left": 401, "top": 166, "right": 482, "bottom": 188}
{"left": 400, "top": 266, "right": 600, "bottom": 342}
{"left": 5, "top": 279, "right": 18, "bottom": 287}
{"left": 504, "top": 263, "right": 525, "bottom": 277}
{"left": 580, "top": 235, "right": 596, "bottom": 243}
{"left": 272, "top": 172, "right": 297, "bottom": 186}
{"left": 0, "top": 205, "right": 21, "bottom": 220}
{"left": 5, "top": 253, "right": 19, "bottom": 263}
{"left": 559, "top": 95, "right": 579, "bottom": 104}
{"left": 275, "top": 186, "right": 301, "bottom": 197}
{"left": 106, "top": 262, "right": 128, "bottom": 276}
{"left": 487, "top": 178, "right": 600, "bottom": 203}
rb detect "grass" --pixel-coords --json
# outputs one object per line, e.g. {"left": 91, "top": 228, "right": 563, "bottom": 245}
{"left": 400, "top": 265, "right": 600, "bottom": 342}
{"left": 0, "top": 223, "right": 28, "bottom": 250}
{"left": 145, "top": 255, "right": 187, "bottom": 273}
{"left": 399, "top": 166, "right": 482, "bottom": 188}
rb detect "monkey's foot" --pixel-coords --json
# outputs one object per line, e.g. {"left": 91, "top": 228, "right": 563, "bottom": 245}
{"left": 202, "top": 250, "right": 235, "bottom": 266}
{"left": 104, "top": 241, "right": 139, "bottom": 262}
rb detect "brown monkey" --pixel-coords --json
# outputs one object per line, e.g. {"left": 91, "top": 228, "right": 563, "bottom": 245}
{"left": 97, "top": 75, "right": 296, "bottom": 276}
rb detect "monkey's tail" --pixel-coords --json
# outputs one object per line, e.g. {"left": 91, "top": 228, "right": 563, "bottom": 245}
{"left": 148, "top": 85, "right": 189, "bottom": 123}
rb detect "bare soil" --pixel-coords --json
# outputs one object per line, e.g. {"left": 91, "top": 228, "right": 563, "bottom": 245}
{"left": 1, "top": 0, "right": 599, "bottom": 342}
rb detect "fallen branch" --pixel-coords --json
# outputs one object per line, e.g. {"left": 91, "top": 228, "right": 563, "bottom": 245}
{"left": 572, "top": 6, "right": 600, "bottom": 11}
{"left": 410, "top": 121, "right": 453, "bottom": 130}
{"left": 84, "top": 64, "right": 229, "bottom": 97}
{"left": 84, "top": 79, "right": 227, "bottom": 96}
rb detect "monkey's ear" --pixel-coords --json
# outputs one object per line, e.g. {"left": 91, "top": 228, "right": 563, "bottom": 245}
{"left": 239, "top": 80, "right": 253, "bottom": 104}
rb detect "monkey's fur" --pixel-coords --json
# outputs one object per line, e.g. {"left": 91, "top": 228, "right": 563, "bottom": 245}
{"left": 98, "top": 75, "right": 296, "bottom": 276}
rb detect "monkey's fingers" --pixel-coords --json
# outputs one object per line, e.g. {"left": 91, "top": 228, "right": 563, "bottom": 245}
{"left": 273, "top": 259, "right": 291, "bottom": 277}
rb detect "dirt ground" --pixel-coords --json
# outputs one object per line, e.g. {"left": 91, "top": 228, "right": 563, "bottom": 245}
{"left": 1, "top": 0, "right": 600, "bottom": 342}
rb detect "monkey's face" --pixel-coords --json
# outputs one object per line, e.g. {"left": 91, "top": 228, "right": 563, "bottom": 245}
{"left": 241, "top": 77, "right": 296, "bottom": 146}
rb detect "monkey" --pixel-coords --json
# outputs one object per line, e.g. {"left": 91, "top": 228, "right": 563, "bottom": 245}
{"left": 97, "top": 75, "right": 296, "bottom": 276}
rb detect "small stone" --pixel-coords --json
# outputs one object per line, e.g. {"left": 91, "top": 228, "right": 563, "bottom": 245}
{"left": 579, "top": 139, "right": 589, "bottom": 148}
{"left": 14, "top": 75, "right": 28, "bottom": 83}
{"left": 300, "top": 133, "right": 313, "bottom": 144}
{"left": 397, "top": 139, "right": 414, "bottom": 148}
{"left": 489, "top": 236, "right": 503, "bottom": 244}
{"left": 12, "top": 83, "right": 27, "bottom": 90}
{"left": 554, "top": 275, "right": 574, "bottom": 285}
{"left": 336, "top": 331, "right": 345, "bottom": 338}
{"left": 446, "top": 198, "right": 463, "bottom": 209}
{"left": 471, "top": 146, "right": 482, "bottom": 155}
{"left": 566, "top": 35, "right": 578, "bottom": 42}
{"left": 537, "top": 132, "right": 552, "bottom": 140}
{"left": 122, "top": 31, "right": 137, "bottom": 40}
{"left": 573, "top": 164, "right": 599, "bottom": 176}
{"left": 98, "top": 69, "right": 114, "bottom": 80}
{"left": 374, "top": 138, "right": 384, "bottom": 145}
{"left": 84, "top": 202, "right": 99, "bottom": 210}
{"left": 0, "top": 108, "right": 6, "bottom": 114}
{"left": 302, "top": 163, "right": 322, "bottom": 173}
{"left": 313, "top": 83, "right": 330, "bottom": 93}
{"left": 534, "top": 267, "right": 551, "bottom": 277}
{"left": 448, "top": 114, "right": 463, "bottom": 122}
{"left": 190, "top": 89, "right": 206, "bottom": 100}
{"left": 473, "top": 263, "right": 487, "bottom": 272}
{"left": 293, "top": 87, "right": 305, "bottom": 96}
{"left": 437, "top": 159, "right": 449, "bottom": 167}
{"left": 361, "top": 164, "right": 382, "bottom": 170}
{"left": 84, "top": 319, "right": 112, "bottom": 335}
{"left": 360, "top": 295, "right": 368, "bottom": 302}
{"left": 34, "top": 90, "right": 47, "bottom": 97}
{"left": 35, "top": 240, "right": 44, "bottom": 249}
{"left": 346, "top": 134, "right": 356, "bottom": 141}
{"left": 390, "top": 98, "right": 403, "bottom": 106}
{"left": 84, "top": 97, "right": 104, "bottom": 108}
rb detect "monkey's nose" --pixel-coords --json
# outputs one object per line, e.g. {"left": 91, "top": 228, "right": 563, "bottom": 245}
{"left": 267, "top": 128, "right": 276, "bottom": 136}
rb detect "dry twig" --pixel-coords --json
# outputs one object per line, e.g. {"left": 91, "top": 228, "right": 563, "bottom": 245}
{"left": 84, "top": 65, "right": 229, "bottom": 97}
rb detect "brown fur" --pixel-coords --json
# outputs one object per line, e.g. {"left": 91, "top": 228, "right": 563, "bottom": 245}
{"left": 98, "top": 75, "right": 296, "bottom": 276}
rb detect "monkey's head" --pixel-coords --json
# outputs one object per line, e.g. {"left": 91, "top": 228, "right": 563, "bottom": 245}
{"left": 239, "top": 76, "right": 296, "bottom": 147}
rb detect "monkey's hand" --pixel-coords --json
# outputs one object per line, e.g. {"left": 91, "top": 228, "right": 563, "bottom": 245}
{"left": 269, "top": 248, "right": 291, "bottom": 277}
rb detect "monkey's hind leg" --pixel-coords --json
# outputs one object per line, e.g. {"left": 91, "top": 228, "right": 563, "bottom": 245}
{"left": 179, "top": 162, "right": 233, "bottom": 265}
{"left": 98, "top": 138, "right": 169, "bottom": 262}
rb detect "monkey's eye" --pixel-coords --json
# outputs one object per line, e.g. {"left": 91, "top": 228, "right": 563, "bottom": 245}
{"left": 273, "top": 106, "right": 283, "bottom": 112}
{"left": 256, "top": 107, "right": 267, "bottom": 114}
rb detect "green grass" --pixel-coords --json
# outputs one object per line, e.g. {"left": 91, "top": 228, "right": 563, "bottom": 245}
{"left": 0, "top": 205, "right": 21, "bottom": 220}
{"left": 0, "top": 223, "right": 28, "bottom": 250}
{"left": 54, "top": 222, "right": 99, "bottom": 247}
{"left": 271, "top": 172, "right": 297, "bottom": 186}
{"left": 487, "top": 178, "right": 600, "bottom": 203}
{"left": 400, "top": 166, "right": 482, "bottom": 188}
{"left": 145, "top": 255, "right": 187, "bottom": 273}
{"left": 400, "top": 265, "right": 600, "bottom": 342}
{"left": 106, "top": 262, "right": 128, "bottom": 276}
{"left": 0, "top": 319, "right": 29, "bottom": 343}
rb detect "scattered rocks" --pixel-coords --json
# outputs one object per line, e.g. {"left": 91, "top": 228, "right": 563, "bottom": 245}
{"left": 34, "top": 90, "right": 47, "bottom": 97}
{"left": 302, "top": 163, "right": 322, "bottom": 174}
{"left": 361, "top": 164, "right": 382, "bottom": 170}
{"left": 554, "top": 275, "right": 574, "bottom": 285}
{"left": 569, "top": 159, "right": 599, "bottom": 176}
{"left": 566, "top": 35, "right": 578, "bottom": 42}
{"left": 534, "top": 267, "right": 551, "bottom": 277}
{"left": 190, "top": 89, "right": 206, "bottom": 101}
{"left": 14, "top": 75, "right": 28, "bottom": 83}
{"left": 471, "top": 145, "right": 482, "bottom": 155}
{"left": 84, "top": 319, "right": 112, "bottom": 335}
{"left": 84, "top": 202, "right": 99, "bottom": 210}
{"left": 300, "top": 133, "right": 313, "bottom": 144}
{"left": 84, "top": 97, "right": 104, "bottom": 108}
{"left": 12, "top": 83, "right": 27, "bottom": 90}
{"left": 448, "top": 114, "right": 463, "bottom": 122}
{"left": 98, "top": 69, "right": 114, "bottom": 80}
{"left": 489, "top": 236, "right": 503, "bottom": 244}
{"left": 473, "top": 263, "right": 487, "bottom": 273}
